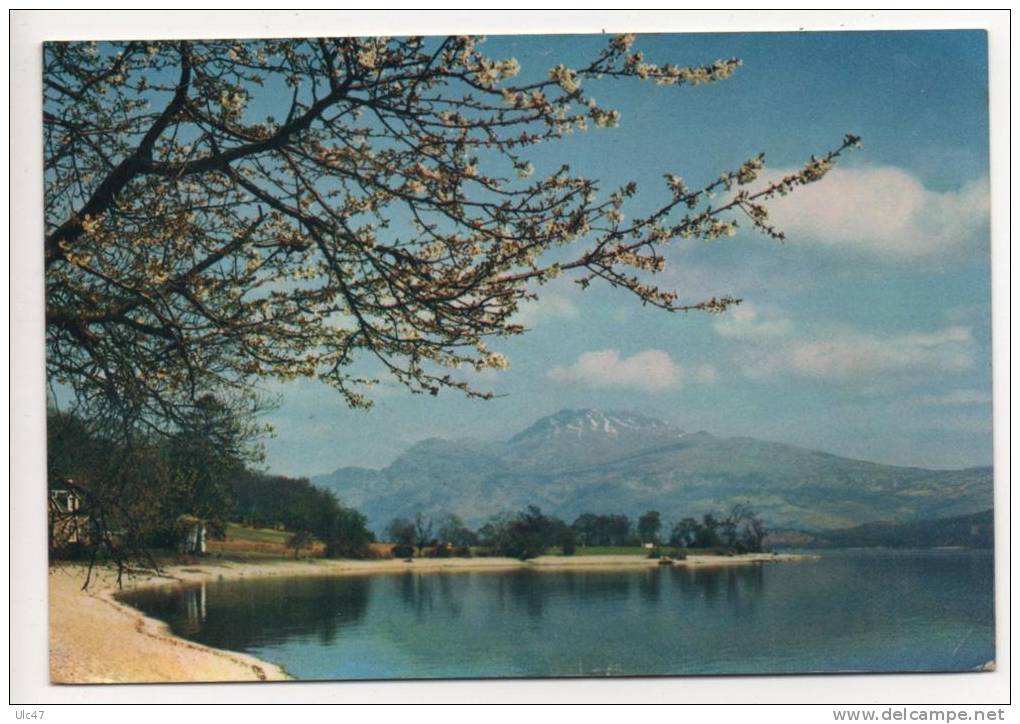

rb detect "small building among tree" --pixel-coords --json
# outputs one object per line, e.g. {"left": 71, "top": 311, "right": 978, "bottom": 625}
{"left": 48, "top": 487, "right": 87, "bottom": 551}
{"left": 176, "top": 514, "right": 208, "bottom": 555}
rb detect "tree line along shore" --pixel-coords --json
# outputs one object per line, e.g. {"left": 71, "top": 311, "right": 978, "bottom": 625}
{"left": 49, "top": 409, "right": 771, "bottom": 585}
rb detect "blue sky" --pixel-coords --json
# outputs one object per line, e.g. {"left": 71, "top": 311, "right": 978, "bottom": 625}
{"left": 260, "top": 30, "right": 992, "bottom": 477}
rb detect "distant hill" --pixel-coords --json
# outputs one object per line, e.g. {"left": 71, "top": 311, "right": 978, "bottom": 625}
{"left": 770, "top": 509, "right": 994, "bottom": 549}
{"left": 311, "top": 409, "right": 993, "bottom": 533}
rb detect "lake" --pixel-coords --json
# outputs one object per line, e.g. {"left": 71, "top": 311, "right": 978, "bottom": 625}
{"left": 121, "top": 549, "right": 995, "bottom": 680}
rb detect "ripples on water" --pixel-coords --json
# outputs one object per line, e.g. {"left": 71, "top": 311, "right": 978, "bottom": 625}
{"left": 121, "top": 549, "right": 994, "bottom": 680}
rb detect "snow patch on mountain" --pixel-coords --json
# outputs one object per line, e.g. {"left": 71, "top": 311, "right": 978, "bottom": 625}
{"left": 510, "top": 408, "right": 681, "bottom": 442}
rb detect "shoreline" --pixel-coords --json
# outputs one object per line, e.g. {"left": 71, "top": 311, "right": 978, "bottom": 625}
{"left": 50, "top": 552, "right": 811, "bottom": 684}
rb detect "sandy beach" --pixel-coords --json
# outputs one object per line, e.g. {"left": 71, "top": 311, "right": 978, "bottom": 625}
{"left": 49, "top": 552, "right": 808, "bottom": 684}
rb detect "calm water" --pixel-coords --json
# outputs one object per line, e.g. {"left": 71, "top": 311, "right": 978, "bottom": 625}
{"left": 121, "top": 550, "right": 994, "bottom": 679}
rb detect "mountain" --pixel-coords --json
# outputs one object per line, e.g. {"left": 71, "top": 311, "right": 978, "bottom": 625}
{"left": 507, "top": 409, "right": 688, "bottom": 469}
{"left": 769, "top": 509, "right": 994, "bottom": 549}
{"left": 311, "top": 408, "right": 993, "bottom": 533}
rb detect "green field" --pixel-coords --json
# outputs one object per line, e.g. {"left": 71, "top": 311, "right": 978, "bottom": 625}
{"left": 468, "top": 545, "right": 658, "bottom": 557}
{"left": 207, "top": 523, "right": 311, "bottom": 560}
{"left": 567, "top": 546, "right": 651, "bottom": 556}
{"left": 223, "top": 522, "right": 292, "bottom": 544}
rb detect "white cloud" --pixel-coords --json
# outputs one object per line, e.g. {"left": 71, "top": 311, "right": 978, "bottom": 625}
{"left": 546, "top": 348, "right": 713, "bottom": 392}
{"left": 766, "top": 166, "right": 989, "bottom": 261}
{"left": 690, "top": 364, "right": 718, "bottom": 385}
{"left": 515, "top": 292, "right": 579, "bottom": 327}
{"left": 738, "top": 325, "right": 976, "bottom": 381}
{"left": 790, "top": 326, "right": 974, "bottom": 378}
{"left": 713, "top": 302, "right": 793, "bottom": 339}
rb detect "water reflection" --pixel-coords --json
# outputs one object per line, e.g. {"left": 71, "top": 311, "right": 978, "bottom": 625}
{"left": 118, "top": 551, "right": 995, "bottom": 680}
{"left": 126, "top": 566, "right": 771, "bottom": 651}
{"left": 668, "top": 564, "right": 765, "bottom": 614}
{"left": 394, "top": 572, "right": 464, "bottom": 621}
{"left": 179, "top": 582, "right": 206, "bottom": 635}
{"left": 125, "top": 574, "right": 373, "bottom": 650}
{"left": 637, "top": 568, "right": 661, "bottom": 603}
